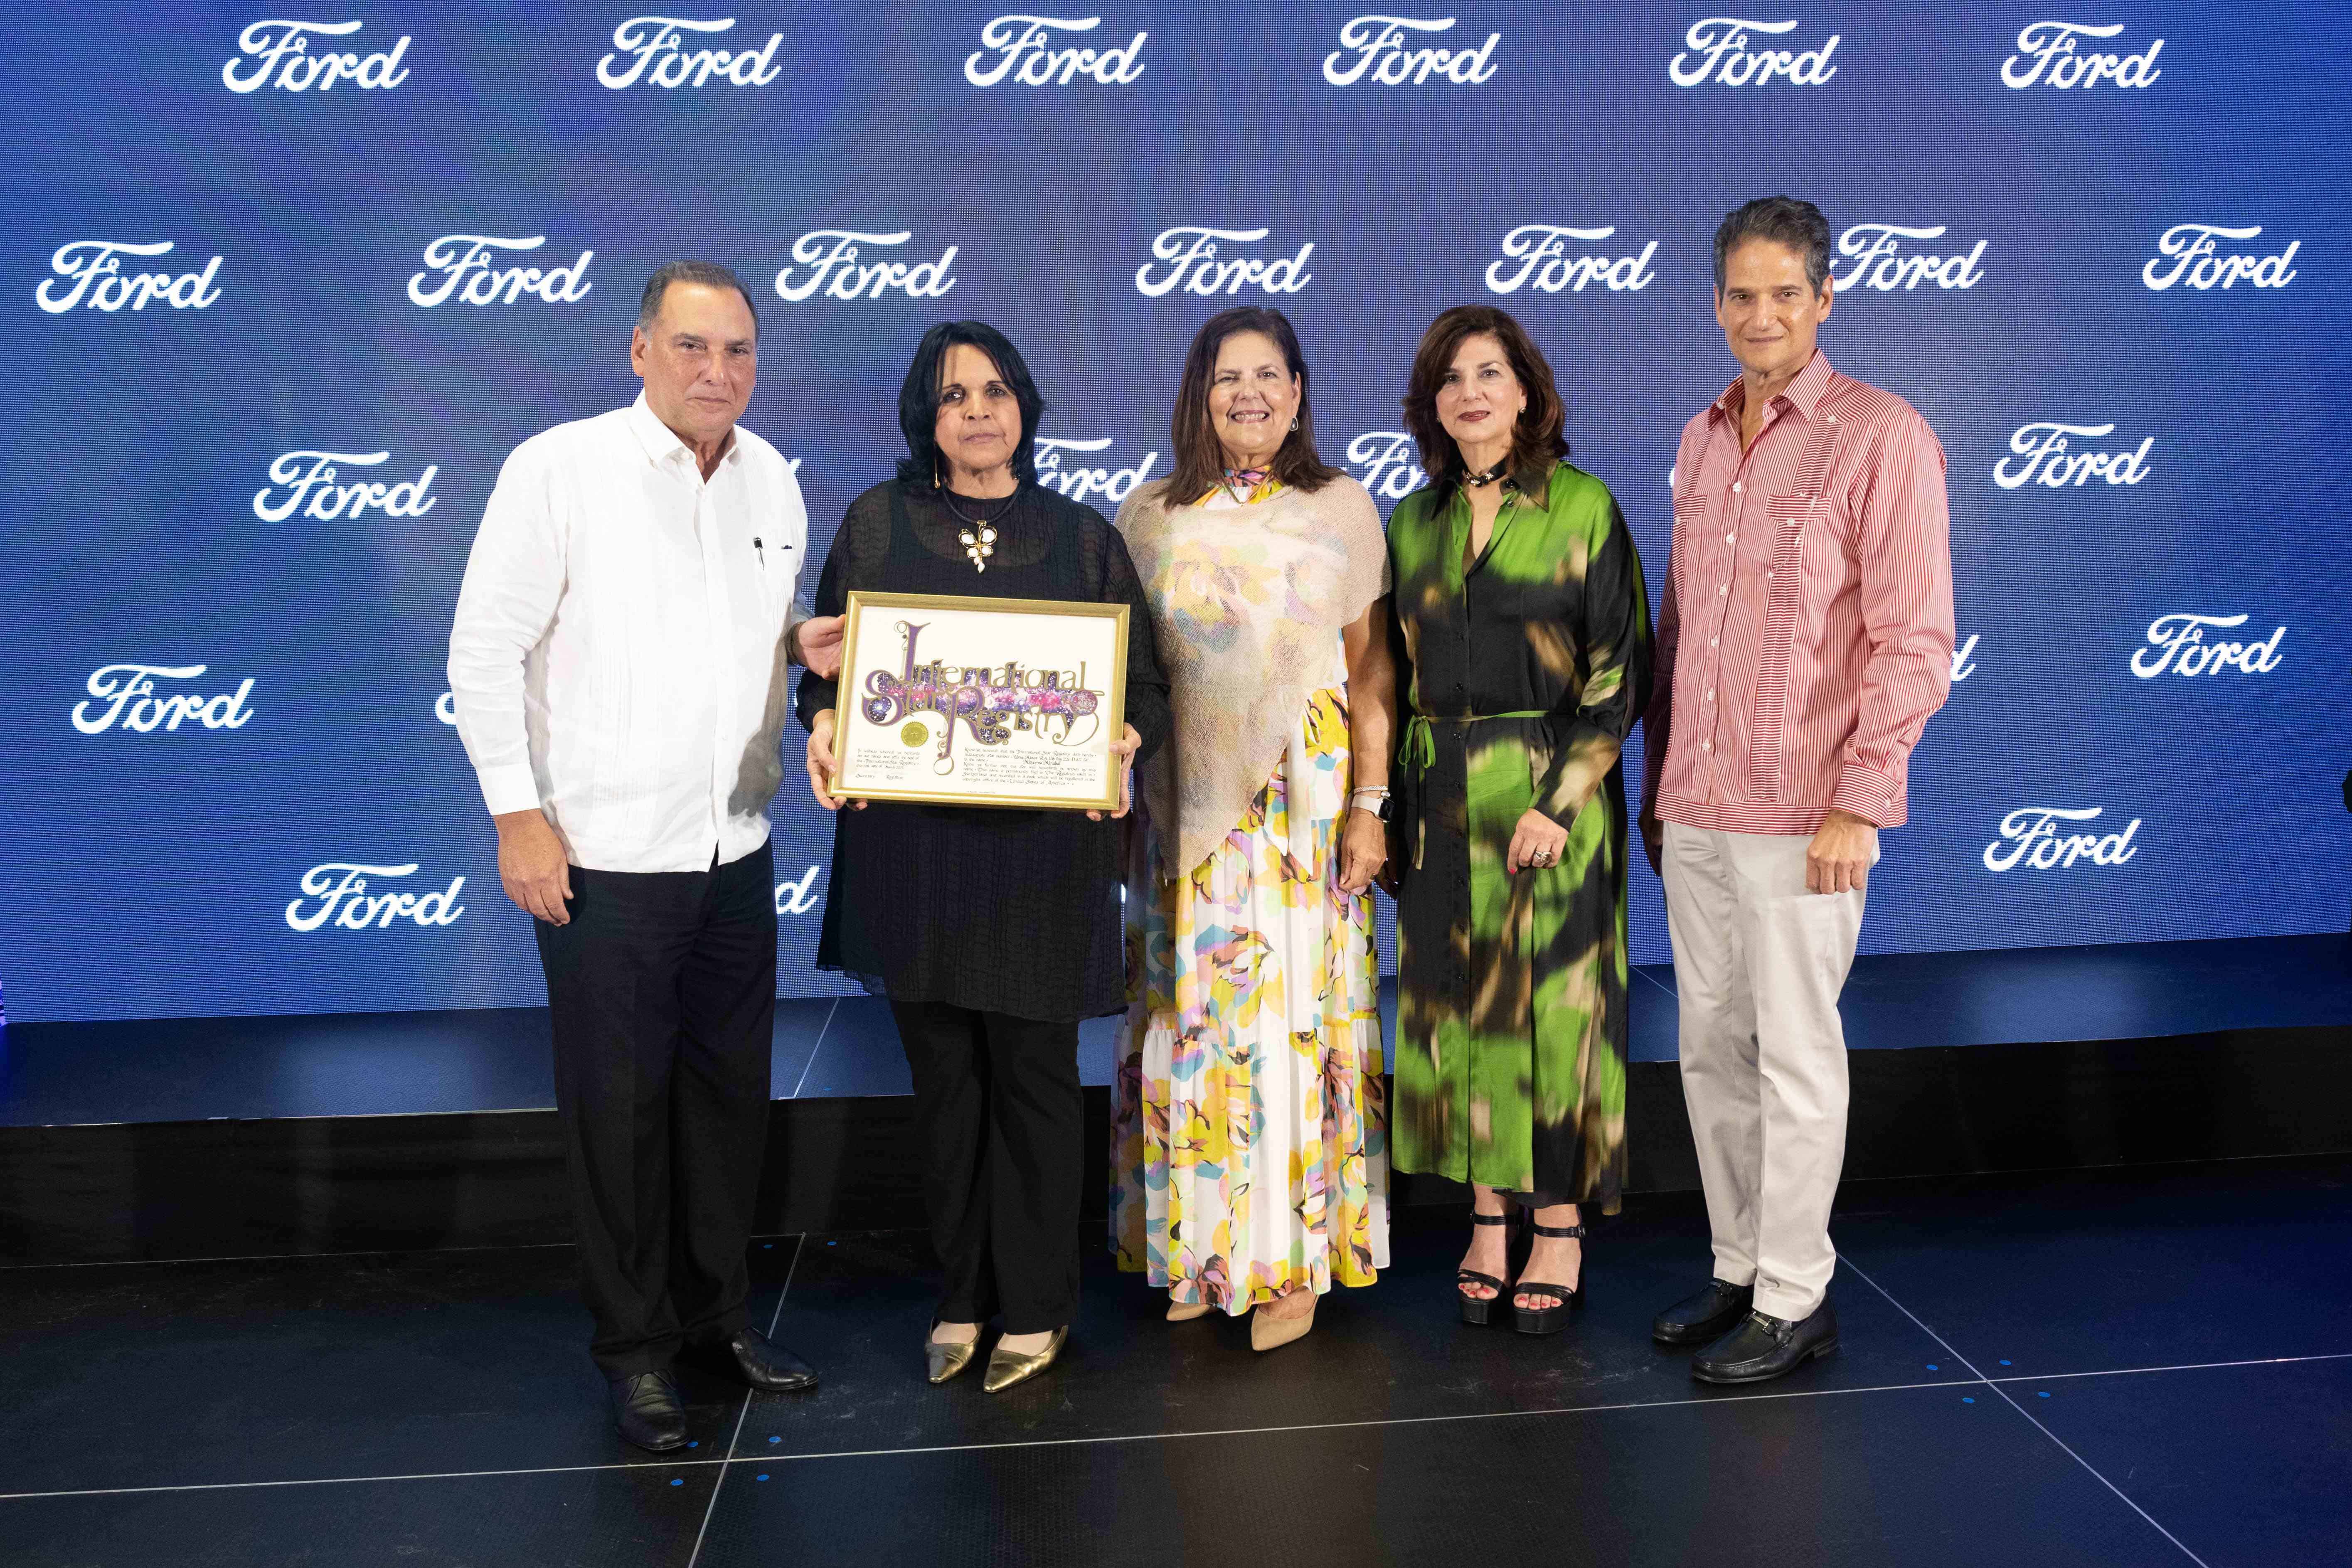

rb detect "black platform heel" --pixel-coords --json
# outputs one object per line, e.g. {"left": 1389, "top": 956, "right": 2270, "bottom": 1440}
{"left": 1511, "top": 1219, "right": 1588, "bottom": 1336}
{"left": 1456, "top": 1210, "right": 1515, "bottom": 1325}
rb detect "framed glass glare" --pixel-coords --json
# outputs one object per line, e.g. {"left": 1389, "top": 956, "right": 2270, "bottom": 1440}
{"left": 830, "top": 591, "right": 1130, "bottom": 811}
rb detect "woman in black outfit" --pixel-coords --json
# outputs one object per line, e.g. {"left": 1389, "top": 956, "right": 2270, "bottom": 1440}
{"left": 796, "top": 321, "right": 1169, "bottom": 1393}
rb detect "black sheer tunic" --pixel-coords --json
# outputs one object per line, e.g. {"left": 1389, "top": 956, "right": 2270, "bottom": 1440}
{"left": 794, "top": 480, "right": 1171, "bottom": 1021}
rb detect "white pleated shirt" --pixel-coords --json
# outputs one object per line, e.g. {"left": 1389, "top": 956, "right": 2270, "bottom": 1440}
{"left": 448, "top": 394, "right": 810, "bottom": 873}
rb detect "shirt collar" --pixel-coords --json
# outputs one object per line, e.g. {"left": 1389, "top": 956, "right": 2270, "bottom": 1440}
{"left": 625, "top": 391, "right": 738, "bottom": 473}
{"left": 1710, "top": 349, "right": 1837, "bottom": 426}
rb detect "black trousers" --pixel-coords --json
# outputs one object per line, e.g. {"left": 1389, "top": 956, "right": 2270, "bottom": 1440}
{"left": 536, "top": 839, "right": 776, "bottom": 1379}
{"left": 889, "top": 1002, "right": 1082, "bottom": 1333}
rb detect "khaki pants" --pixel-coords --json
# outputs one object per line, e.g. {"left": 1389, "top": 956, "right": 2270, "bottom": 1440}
{"left": 1661, "top": 822, "right": 1870, "bottom": 1321}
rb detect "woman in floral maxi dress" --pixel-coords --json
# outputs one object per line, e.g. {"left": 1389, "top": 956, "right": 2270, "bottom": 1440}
{"left": 1110, "top": 307, "right": 1396, "bottom": 1352}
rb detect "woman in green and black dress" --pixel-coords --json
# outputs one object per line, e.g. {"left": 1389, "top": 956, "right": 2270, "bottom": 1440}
{"left": 1386, "top": 305, "right": 1653, "bottom": 1334}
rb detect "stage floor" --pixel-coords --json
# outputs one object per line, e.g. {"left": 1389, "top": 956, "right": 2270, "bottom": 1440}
{"left": 5, "top": 934, "right": 2349, "bottom": 1126}
{"left": 2, "top": 1155, "right": 2347, "bottom": 1567}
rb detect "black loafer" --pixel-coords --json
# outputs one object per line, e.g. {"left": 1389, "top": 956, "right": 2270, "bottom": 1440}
{"left": 700, "top": 1325, "right": 818, "bottom": 1393}
{"left": 1652, "top": 1279, "right": 1754, "bottom": 1346}
{"left": 613, "top": 1371, "right": 688, "bottom": 1452}
{"left": 1690, "top": 1302, "right": 1839, "bottom": 1385}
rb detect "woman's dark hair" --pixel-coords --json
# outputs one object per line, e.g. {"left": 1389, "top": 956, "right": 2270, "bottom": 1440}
{"left": 894, "top": 320, "right": 1047, "bottom": 487}
{"left": 1400, "top": 304, "right": 1569, "bottom": 503}
{"left": 1165, "top": 307, "right": 1343, "bottom": 503}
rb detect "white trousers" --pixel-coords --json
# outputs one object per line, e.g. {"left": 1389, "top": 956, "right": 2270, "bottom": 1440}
{"left": 1661, "top": 822, "right": 1870, "bottom": 1321}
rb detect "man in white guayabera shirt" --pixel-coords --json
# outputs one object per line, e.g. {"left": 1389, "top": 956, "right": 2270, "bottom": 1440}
{"left": 449, "top": 261, "right": 843, "bottom": 1452}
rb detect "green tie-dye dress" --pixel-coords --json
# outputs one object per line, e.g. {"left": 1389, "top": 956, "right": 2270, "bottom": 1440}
{"left": 1388, "top": 461, "right": 1653, "bottom": 1212}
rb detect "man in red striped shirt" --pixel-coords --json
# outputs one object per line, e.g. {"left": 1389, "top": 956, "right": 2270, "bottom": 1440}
{"left": 1639, "top": 197, "right": 1954, "bottom": 1385}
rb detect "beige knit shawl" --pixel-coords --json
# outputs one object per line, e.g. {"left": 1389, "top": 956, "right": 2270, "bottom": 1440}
{"left": 1114, "top": 476, "right": 1389, "bottom": 883}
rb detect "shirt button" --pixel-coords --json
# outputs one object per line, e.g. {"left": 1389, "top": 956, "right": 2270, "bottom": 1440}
{"left": 1766, "top": 571, "right": 1775, "bottom": 580}
{"left": 1710, "top": 636, "right": 1719, "bottom": 647}
{"left": 1732, "top": 482, "right": 1743, "bottom": 494}
{"left": 1705, "top": 689, "right": 1714, "bottom": 701}
{"left": 1702, "top": 740, "right": 1713, "bottom": 751}
{"left": 1724, "top": 533, "right": 1735, "bottom": 544}
{"left": 1717, "top": 585, "right": 1728, "bottom": 596}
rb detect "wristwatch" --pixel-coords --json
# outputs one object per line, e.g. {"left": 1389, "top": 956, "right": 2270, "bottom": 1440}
{"left": 1351, "top": 788, "right": 1393, "bottom": 822}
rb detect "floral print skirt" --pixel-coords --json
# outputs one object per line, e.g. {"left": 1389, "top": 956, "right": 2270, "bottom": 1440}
{"left": 1111, "top": 686, "right": 1389, "bottom": 1310}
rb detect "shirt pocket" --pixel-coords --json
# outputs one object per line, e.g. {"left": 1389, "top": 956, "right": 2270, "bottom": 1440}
{"left": 1762, "top": 492, "right": 1816, "bottom": 605}
{"left": 1670, "top": 490, "right": 1709, "bottom": 587}
{"left": 754, "top": 539, "right": 795, "bottom": 625}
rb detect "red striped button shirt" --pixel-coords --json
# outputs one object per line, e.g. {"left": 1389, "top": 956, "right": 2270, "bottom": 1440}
{"left": 1641, "top": 351, "right": 1953, "bottom": 835}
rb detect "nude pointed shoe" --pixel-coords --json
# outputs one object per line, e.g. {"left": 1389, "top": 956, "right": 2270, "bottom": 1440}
{"left": 982, "top": 1327, "right": 1068, "bottom": 1394}
{"left": 1249, "top": 1293, "right": 1316, "bottom": 1353}
{"left": 1167, "top": 1299, "right": 1212, "bottom": 1323}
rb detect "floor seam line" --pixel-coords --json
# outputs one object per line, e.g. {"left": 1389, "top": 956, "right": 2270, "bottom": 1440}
{"left": 787, "top": 999, "right": 840, "bottom": 1100}
{"left": 1992, "top": 1351, "right": 2352, "bottom": 1383}
{"left": 1841, "top": 1258, "right": 2214, "bottom": 1568}
{"left": 684, "top": 1233, "right": 804, "bottom": 1568}
{"left": 8, "top": 1342, "right": 2344, "bottom": 1502}
{"left": 0, "top": 1460, "right": 734, "bottom": 1503}
{"left": 0, "top": 1241, "right": 579, "bottom": 1273}
{"left": 1633, "top": 967, "right": 1679, "bottom": 1001}
{"left": 734, "top": 1375, "right": 1992, "bottom": 1465}
{"left": 0, "top": 1377, "right": 1979, "bottom": 1502}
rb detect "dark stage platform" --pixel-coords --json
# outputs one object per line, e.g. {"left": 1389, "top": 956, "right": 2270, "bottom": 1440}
{"left": 4, "top": 1157, "right": 2350, "bottom": 1567}
{"left": 5, "top": 935, "right": 2352, "bottom": 1268}
{"left": 5, "top": 935, "right": 2348, "bottom": 1126}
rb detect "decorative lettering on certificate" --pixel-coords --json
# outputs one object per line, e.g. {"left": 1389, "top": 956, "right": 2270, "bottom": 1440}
{"left": 834, "top": 592, "right": 1127, "bottom": 810}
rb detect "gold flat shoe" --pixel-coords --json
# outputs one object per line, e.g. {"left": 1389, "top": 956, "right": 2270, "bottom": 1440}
{"left": 1166, "top": 1300, "right": 1212, "bottom": 1323}
{"left": 926, "top": 1338, "right": 980, "bottom": 1385}
{"left": 1250, "top": 1294, "right": 1316, "bottom": 1354}
{"left": 982, "top": 1326, "right": 1068, "bottom": 1394}
{"left": 926, "top": 1322, "right": 983, "bottom": 1385}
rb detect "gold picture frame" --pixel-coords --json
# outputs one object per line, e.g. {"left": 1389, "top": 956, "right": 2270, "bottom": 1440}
{"left": 831, "top": 590, "right": 1130, "bottom": 812}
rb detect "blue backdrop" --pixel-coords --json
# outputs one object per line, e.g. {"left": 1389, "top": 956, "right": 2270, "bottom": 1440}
{"left": 4, "top": 2, "right": 2347, "bottom": 1023}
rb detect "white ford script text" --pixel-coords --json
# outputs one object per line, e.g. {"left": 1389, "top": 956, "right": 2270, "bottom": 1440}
{"left": 286, "top": 864, "right": 467, "bottom": 931}
{"left": 1670, "top": 18, "right": 1837, "bottom": 86}
{"left": 408, "top": 236, "right": 593, "bottom": 307}
{"left": 1323, "top": 16, "right": 1500, "bottom": 86}
{"left": 74, "top": 665, "right": 256, "bottom": 735}
{"left": 1983, "top": 807, "right": 2141, "bottom": 872}
{"left": 1135, "top": 228, "right": 1313, "bottom": 297}
{"left": 965, "top": 15, "right": 1145, "bottom": 85}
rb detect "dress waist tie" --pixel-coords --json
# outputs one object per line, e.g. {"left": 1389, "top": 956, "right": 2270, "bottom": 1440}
{"left": 1396, "top": 711, "right": 1549, "bottom": 871}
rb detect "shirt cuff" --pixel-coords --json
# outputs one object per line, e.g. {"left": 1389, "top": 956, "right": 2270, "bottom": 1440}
{"left": 476, "top": 762, "right": 543, "bottom": 818}
{"left": 1829, "top": 763, "right": 1903, "bottom": 828}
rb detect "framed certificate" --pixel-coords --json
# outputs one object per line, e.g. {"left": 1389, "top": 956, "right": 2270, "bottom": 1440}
{"left": 831, "top": 590, "right": 1129, "bottom": 811}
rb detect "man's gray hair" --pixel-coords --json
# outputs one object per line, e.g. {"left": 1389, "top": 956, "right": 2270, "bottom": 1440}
{"left": 637, "top": 260, "right": 759, "bottom": 338}
{"left": 1712, "top": 197, "right": 1832, "bottom": 295}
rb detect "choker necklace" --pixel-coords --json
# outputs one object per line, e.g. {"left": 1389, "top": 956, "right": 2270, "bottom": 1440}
{"left": 1461, "top": 458, "right": 1511, "bottom": 489}
{"left": 940, "top": 486, "right": 1016, "bottom": 572}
